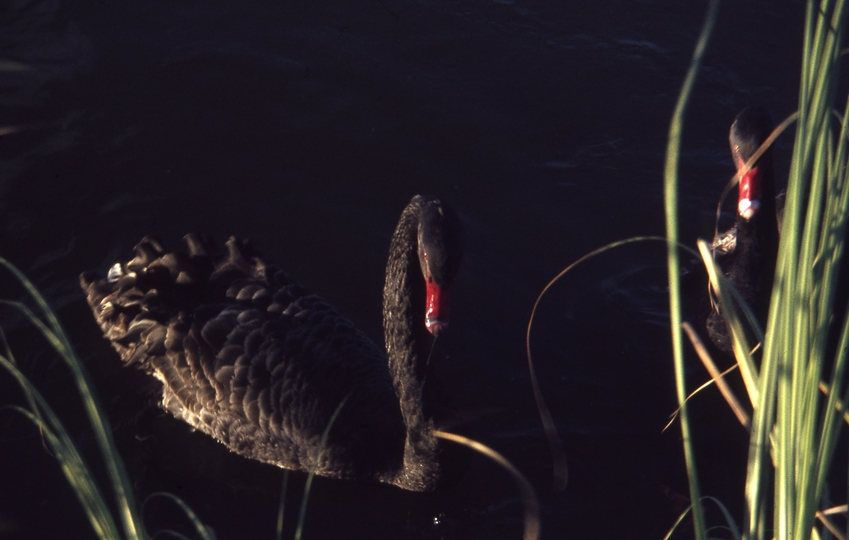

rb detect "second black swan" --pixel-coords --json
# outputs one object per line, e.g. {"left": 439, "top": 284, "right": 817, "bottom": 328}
{"left": 706, "top": 106, "right": 780, "bottom": 354}
{"left": 79, "top": 195, "right": 464, "bottom": 492}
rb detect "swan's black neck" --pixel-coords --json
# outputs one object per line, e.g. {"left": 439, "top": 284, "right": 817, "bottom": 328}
{"left": 382, "top": 195, "right": 451, "bottom": 491}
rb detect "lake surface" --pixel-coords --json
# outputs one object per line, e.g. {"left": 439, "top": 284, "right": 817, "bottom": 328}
{"left": 0, "top": 1, "right": 808, "bottom": 538}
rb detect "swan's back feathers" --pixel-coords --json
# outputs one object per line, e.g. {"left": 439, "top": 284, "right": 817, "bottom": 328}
{"left": 80, "top": 234, "right": 406, "bottom": 482}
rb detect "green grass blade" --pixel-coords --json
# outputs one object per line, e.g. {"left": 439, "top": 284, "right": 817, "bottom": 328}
{"left": 435, "top": 430, "right": 540, "bottom": 540}
{"left": 0, "top": 259, "right": 144, "bottom": 539}
{"left": 0, "top": 327, "right": 46, "bottom": 441}
{"left": 276, "top": 470, "right": 289, "bottom": 540}
{"left": 0, "top": 355, "right": 119, "bottom": 538}
{"left": 294, "top": 394, "right": 350, "bottom": 540}
{"left": 143, "top": 492, "right": 216, "bottom": 540}
{"left": 662, "top": 1, "right": 719, "bottom": 538}
{"left": 697, "top": 240, "right": 760, "bottom": 405}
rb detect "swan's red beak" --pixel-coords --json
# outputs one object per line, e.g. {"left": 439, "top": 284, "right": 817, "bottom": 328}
{"left": 425, "top": 281, "right": 450, "bottom": 336}
{"left": 738, "top": 157, "right": 762, "bottom": 220}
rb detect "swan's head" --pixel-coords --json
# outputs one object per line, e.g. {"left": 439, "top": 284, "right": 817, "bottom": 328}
{"left": 730, "top": 106, "right": 774, "bottom": 221}
{"left": 416, "top": 197, "right": 464, "bottom": 336}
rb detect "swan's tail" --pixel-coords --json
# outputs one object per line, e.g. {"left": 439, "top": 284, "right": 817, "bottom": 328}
{"left": 79, "top": 234, "right": 295, "bottom": 428}
{"left": 79, "top": 234, "right": 279, "bottom": 368}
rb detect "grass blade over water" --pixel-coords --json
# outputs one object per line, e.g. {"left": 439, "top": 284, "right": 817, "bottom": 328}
{"left": 0, "top": 257, "right": 145, "bottom": 539}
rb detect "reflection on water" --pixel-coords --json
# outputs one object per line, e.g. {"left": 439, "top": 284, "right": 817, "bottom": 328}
{"left": 0, "top": 0, "right": 806, "bottom": 538}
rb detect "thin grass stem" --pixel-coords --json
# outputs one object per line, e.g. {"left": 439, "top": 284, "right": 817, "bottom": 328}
{"left": 0, "top": 356, "right": 118, "bottom": 538}
{"left": 662, "top": 1, "right": 720, "bottom": 535}
{"left": 525, "top": 235, "right": 700, "bottom": 494}
{"left": 681, "top": 322, "right": 751, "bottom": 430}
{"left": 435, "top": 430, "right": 539, "bottom": 540}
{"left": 276, "top": 470, "right": 289, "bottom": 540}
{"left": 662, "top": 363, "right": 740, "bottom": 433}
{"left": 143, "top": 492, "right": 216, "bottom": 540}
{"left": 294, "top": 394, "right": 350, "bottom": 540}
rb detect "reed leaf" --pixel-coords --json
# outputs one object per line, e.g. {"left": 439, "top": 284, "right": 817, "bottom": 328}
{"left": 0, "top": 257, "right": 144, "bottom": 539}
{"left": 142, "top": 492, "right": 216, "bottom": 540}
{"left": 662, "top": 1, "right": 719, "bottom": 537}
{"left": 0, "top": 356, "right": 118, "bottom": 538}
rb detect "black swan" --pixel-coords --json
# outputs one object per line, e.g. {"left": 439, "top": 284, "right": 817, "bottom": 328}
{"left": 706, "top": 106, "right": 780, "bottom": 354}
{"left": 79, "top": 195, "right": 464, "bottom": 492}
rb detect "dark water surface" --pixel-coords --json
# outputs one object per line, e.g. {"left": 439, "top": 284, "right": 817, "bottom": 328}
{"left": 1, "top": 1, "right": 806, "bottom": 539}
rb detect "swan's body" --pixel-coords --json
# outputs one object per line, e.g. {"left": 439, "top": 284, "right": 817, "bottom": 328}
{"left": 80, "top": 195, "right": 464, "bottom": 492}
{"left": 706, "top": 107, "right": 779, "bottom": 354}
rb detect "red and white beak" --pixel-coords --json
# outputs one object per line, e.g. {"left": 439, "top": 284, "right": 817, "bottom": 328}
{"left": 737, "top": 155, "right": 762, "bottom": 220}
{"left": 425, "top": 280, "right": 450, "bottom": 336}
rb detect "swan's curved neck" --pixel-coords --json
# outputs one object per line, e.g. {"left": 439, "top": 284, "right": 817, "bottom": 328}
{"left": 383, "top": 199, "right": 440, "bottom": 491}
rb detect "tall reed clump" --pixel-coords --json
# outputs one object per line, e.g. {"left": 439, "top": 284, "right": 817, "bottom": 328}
{"left": 745, "top": 1, "right": 849, "bottom": 537}
{"left": 666, "top": 1, "right": 849, "bottom": 539}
